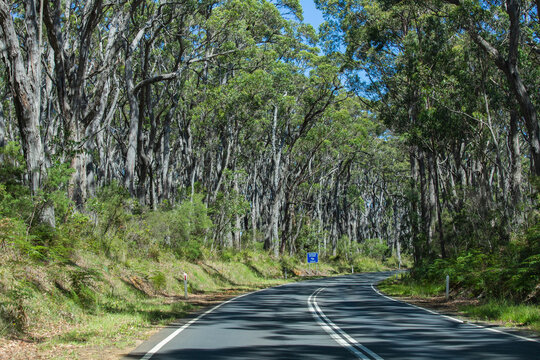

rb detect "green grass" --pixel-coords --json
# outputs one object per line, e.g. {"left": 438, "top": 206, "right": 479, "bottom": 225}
{"left": 377, "top": 274, "right": 444, "bottom": 297}
{"left": 461, "top": 301, "right": 540, "bottom": 331}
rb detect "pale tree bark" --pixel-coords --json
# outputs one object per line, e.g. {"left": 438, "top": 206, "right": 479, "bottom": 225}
{"left": 0, "top": 101, "right": 5, "bottom": 150}
{"left": 508, "top": 110, "right": 523, "bottom": 223}
{"left": 160, "top": 111, "right": 172, "bottom": 203}
{"left": 43, "top": 0, "right": 131, "bottom": 205}
{"left": 417, "top": 148, "right": 431, "bottom": 253}
{"left": 251, "top": 164, "right": 259, "bottom": 242}
{"left": 233, "top": 170, "right": 242, "bottom": 250}
{"left": 265, "top": 105, "right": 283, "bottom": 257}
{"left": 123, "top": 11, "right": 161, "bottom": 196}
{"left": 0, "top": 0, "right": 55, "bottom": 227}
{"left": 121, "top": 7, "right": 158, "bottom": 196}
{"left": 431, "top": 149, "right": 446, "bottom": 258}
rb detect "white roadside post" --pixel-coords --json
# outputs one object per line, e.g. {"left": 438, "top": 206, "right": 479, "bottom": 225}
{"left": 351, "top": 265, "right": 354, "bottom": 274}
{"left": 445, "top": 274, "right": 449, "bottom": 301}
{"left": 183, "top": 272, "right": 188, "bottom": 299}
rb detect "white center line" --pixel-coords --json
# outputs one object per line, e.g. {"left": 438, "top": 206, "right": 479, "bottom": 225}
{"left": 308, "top": 287, "right": 383, "bottom": 360}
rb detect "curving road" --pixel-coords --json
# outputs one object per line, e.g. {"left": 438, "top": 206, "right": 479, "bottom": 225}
{"left": 125, "top": 272, "right": 540, "bottom": 359}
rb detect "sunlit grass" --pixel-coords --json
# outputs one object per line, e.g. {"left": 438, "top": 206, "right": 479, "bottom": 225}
{"left": 461, "top": 301, "right": 540, "bottom": 330}
{"left": 377, "top": 275, "right": 445, "bottom": 297}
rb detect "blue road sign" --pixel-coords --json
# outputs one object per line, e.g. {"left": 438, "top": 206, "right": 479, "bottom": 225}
{"left": 307, "top": 252, "right": 318, "bottom": 263}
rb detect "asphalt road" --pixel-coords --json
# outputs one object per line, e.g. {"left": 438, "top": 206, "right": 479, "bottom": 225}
{"left": 126, "top": 272, "right": 540, "bottom": 359}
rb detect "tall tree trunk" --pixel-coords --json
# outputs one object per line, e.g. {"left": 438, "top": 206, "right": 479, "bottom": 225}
{"left": 233, "top": 170, "right": 242, "bottom": 250}
{"left": 161, "top": 112, "right": 172, "bottom": 203}
{"left": 0, "top": 101, "right": 5, "bottom": 150}
{"left": 504, "top": 0, "right": 540, "bottom": 176}
{"left": 251, "top": 165, "right": 258, "bottom": 242}
{"left": 124, "top": 43, "right": 139, "bottom": 194}
{"left": 418, "top": 148, "right": 430, "bottom": 255}
{"left": 508, "top": 110, "right": 523, "bottom": 224}
{"left": 0, "top": 0, "right": 55, "bottom": 227}
{"left": 265, "top": 105, "right": 282, "bottom": 257}
{"left": 432, "top": 150, "right": 446, "bottom": 258}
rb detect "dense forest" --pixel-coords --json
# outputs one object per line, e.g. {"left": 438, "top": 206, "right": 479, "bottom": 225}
{"left": 0, "top": 0, "right": 538, "bottom": 299}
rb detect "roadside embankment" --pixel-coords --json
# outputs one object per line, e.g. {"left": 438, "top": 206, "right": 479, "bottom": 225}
{"left": 0, "top": 249, "right": 392, "bottom": 359}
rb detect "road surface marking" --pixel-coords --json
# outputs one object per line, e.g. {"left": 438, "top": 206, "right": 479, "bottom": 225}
{"left": 370, "top": 282, "right": 540, "bottom": 344}
{"left": 140, "top": 289, "right": 265, "bottom": 360}
{"left": 308, "top": 287, "right": 383, "bottom": 360}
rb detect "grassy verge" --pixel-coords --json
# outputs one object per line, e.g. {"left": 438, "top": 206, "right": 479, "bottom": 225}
{"left": 378, "top": 274, "right": 540, "bottom": 335}
{"left": 461, "top": 302, "right": 540, "bottom": 332}
{"left": 377, "top": 274, "right": 444, "bottom": 297}
{"left": 0, "top": 249, "right": 392, "bottom": 359}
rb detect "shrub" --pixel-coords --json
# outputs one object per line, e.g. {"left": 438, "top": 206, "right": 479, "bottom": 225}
{"left": 0, "top": 217, "right": 27, "bottom": 256}
{"left": 150, "top": 271, "right": 167, "bottom": 291}
{"left": 359, "top": 238, "right": 389, "bottom": 261}
{"left": 0, "top": 280, "right": 34, "bottom": 335}
{"left": 69, "top": 268, "right": 99, "bottom": 310}
{"left": 176, "top": 240, "right": 204, "bottom": 261}
{"left": 87, "top": 182, "right": 131, "bottom": 238}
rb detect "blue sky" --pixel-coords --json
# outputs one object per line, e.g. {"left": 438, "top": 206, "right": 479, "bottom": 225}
{"left": 299, "top": 0, "right": 325, "bottom": 30}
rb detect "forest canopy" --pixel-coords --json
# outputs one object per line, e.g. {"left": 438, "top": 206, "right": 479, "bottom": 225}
{"left": 0, "top": 0, "right": 538, "bottom": 282}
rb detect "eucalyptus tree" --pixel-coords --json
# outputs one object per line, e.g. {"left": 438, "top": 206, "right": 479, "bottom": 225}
{"left": 316, "top": 0, "right": 536, "bottom": 262}
{"left": 0, "top": 0, "right": 55, "bottom": 226}
{"left": 41, "top": 0, "right": 138, "bottom": 205}
{"left": 441, "top": 0, "right": 540, "bottom": 176}
{"left": 316, "top": 0, "right": 446, "bottom": 259}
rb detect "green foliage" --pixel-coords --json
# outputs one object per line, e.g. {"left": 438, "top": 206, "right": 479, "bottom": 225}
{"left": 149, "top": 272, "right": 167, "bottom": 292}
{"left": 87, "top": 182, "right": 132, "bottom": 256}
{"left": 0, "top": 146, "right": 80, "bottom": 263}
{"left": 0, "top": 280, "right": 34, "bottom": 335}
{"left": 0, "top": 142, "right": 26, "bottom": 185}
{"left": 210, "top": 171, "right": 249, "bottom": 243}
{"left": 279, "top": 254, "right": 296, "bottom": 269}
{"left": 43, "top": 162, "right": 75, "bottom": 224}
{"left": 359, "top": 238, "right": 389, "bottom": 261}
{"left": 27, "top": 224, "right": 69, "bottom": 261}
{"left": 296, "top": 219, "right": 325, "bottom": 256}
{"left": 0, "top": 217, "right": 27, "bottom": 253}
{"left": 88, "top": 182, "right": 131, "bottom": 235}
{"left": 441, "top": 193, "right": 508, "bottom": 255}
{"left": 69, "top": 268, "right": 99, "bottom": 310}
{"left": 0, "top": 143, "right": 33, "bottom": 220}
{"left": 176, "top": 240, "right": 204, "bottom": 261}
{"left": 175, "top": 193, "right": 213, "bottom": 243}
{"left": 410, "top": 242, "right": 540, "bottom": 302}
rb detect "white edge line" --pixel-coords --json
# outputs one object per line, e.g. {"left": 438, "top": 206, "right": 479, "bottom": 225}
{"left": 140, "top": 288, "right": 265, "bottom": 360}
{"left": 370, "top": 282, "right": 540, "bottom": 344}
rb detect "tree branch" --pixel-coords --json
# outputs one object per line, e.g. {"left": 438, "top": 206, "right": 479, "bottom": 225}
{"left": 133, "top": 49, "right": 239, "bottom": 93}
